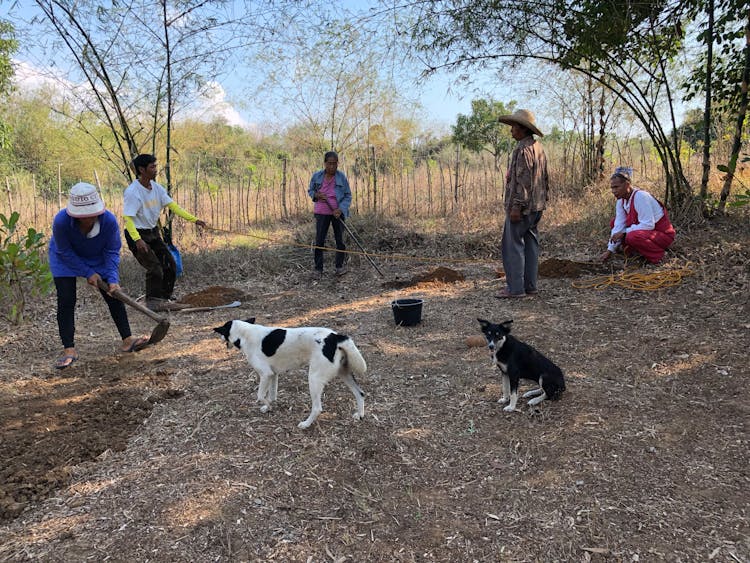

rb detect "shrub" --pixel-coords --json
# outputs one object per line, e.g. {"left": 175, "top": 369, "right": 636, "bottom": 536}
{"left": 0, "top": 211, "right": 52, "bottom": 324}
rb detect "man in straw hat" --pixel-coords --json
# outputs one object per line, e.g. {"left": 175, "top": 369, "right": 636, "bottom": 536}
{"left": 49, "top": 183, "right": 150, "bottom": 369}
{"left": 496, "top": 109, "right": 550, "bottom": 298}
{"left": 600, "top": 167, "right": 675, "bottom": 264}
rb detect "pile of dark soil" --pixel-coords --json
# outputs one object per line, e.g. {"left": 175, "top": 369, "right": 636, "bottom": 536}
{"left": 415, "top": 266, "right": 466, "bottom": 283}
{"left": 382, "top": 266, "right": 465, "bottom": 288}
{"left": 493, "top": 259, "right": 608, "bottom": 280}
{"left": 179, "top": 286, "right": 246, "bottom": 307}
{"left": 538, "top": 257, "right": 609, "bottom": 278}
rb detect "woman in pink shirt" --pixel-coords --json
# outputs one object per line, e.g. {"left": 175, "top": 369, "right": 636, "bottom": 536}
{"left": 308, "top": 151, "right": 352, "bottom": 277}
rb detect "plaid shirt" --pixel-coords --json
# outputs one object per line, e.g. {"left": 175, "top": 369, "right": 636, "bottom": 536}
{"left": 504, "top": 136, "right": 549, "bottom": 213}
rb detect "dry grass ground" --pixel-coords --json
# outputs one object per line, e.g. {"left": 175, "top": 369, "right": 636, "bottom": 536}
{"left": 0, "top": 203, "right": 748, "bottom": 562}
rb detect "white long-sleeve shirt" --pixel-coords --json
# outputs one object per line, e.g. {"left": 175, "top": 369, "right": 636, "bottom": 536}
{"left": 608, "top": 189, "right": 665, "bottom": 252}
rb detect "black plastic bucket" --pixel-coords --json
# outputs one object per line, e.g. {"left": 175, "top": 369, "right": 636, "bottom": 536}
{"left": 391, "top": 298, "right": 423, "bottom": 326}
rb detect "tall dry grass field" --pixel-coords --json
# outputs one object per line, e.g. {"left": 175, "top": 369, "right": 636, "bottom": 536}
{"left": 1, "top": 143, "right": 737, "bottom": 261}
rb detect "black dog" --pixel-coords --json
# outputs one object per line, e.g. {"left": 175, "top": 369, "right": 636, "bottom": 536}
{"left": 478, "top": 319, "right": 565, "bottom": 411}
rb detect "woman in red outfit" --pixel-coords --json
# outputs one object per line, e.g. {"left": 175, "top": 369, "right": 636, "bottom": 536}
{"left": 600, "top": 168, "right": 675, "bottom": 264}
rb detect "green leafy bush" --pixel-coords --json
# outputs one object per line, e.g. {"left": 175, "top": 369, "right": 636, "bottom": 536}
{"left": 0, "top": 212, "right": 52, "bottom": 324}
{"left": 728, "top": 189, "right": 750, "bottom": 208}
{"left": 719, "top": 154, "right": 750, "bottom": 209}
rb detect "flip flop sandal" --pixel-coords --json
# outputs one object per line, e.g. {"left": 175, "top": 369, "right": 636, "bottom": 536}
{"left": 123, "top": 336, "right": 149, "bottom": 353}
{"left": 54, "top": 354, "right": 79, "bottom": 369}
{"left": 495, "top": 289, "right": 528, "bottom": 299}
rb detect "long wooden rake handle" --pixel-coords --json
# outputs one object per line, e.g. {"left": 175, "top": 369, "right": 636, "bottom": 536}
{"left": 316, "top": 192, "right": 385, "bottom": 277}
{"left": 96, "top": 279, "right": 167, "bottom": 324}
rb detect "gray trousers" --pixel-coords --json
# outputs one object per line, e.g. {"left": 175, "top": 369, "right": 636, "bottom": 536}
{"left": 501, "top": 211, "right": 543, "bottom": 295}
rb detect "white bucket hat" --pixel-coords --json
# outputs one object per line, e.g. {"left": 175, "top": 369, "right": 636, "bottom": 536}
{"left": 66, "top": 182, "right": 105, "bottom": 218}
{"left": 497, "top": 109, "right": 544, "bottom": 137}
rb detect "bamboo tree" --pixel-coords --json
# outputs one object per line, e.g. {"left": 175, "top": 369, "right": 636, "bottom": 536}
{"left": 700, "top": 0, "right": 715, "bottom": 201}
{"left": 398, "top": 0, "right": 697, "bottom": 213}
{"left": 20, "top": 0, "right": 285, "bottom": 183}
{"left": 684, "top": 0, "right": 748, "bottom": 212}
{"left": 33, "top": 0, "right": 139, "bottom": 178}
{"left": 718, "top": 11, "right": 750, "bottom": 212}
{"left": 0, "top": 19, "right": 18, "bottom": 171}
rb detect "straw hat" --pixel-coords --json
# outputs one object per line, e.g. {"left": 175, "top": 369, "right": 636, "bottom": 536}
{"left": 497, "top": 109, "right": 544, "bottom": 137}
{"left": 66, "top": 182, "right": 105, "bottom": 218}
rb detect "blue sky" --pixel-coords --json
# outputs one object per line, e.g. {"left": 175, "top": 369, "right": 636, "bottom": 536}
{"left": 1, "top": 1, "right": 690, "bottom": 138}
{"left": 0, "top": 1, "right": 523, "bottom": 133}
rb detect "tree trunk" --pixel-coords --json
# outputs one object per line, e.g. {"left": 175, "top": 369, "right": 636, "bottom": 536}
{"left": 454, "top": 144, "right": 460, "bottom": 204}
{"left": 595, "top": 85, "right": 606, "bottom": 179}
{"left": 4, "top": 177, "right": 12, "bottom": 211}
{"left": 718, "top": 11, "right": 750, "bottom": 213}
{"left": 193, "top": 161, "right": 200, "bottom": 228}
{"left": 32, "top": 175, "right": 37, "bottom": 226}
{"left": 281, "top": 157, "right": 288, "bottom": 219}
{"left": 700, "top": 0, "right": 715, "bottom": 202}
{"left": 438, "top": 159, "right": 446, "bottom": 216}
{"left": 371, "top": 146, "right": 378, "bottom": 215}
{"left": 586, "top": 74, "right": 595, "bottom": 180}
{"left": 251, "top": 172, "right": 258, "bottom": 225}
{"left": 227, "top": 178, "right": 233, "bottom": 231}
{"left": 426, "top": 159, "right": 433, "bottom": 216}
{"left": 161, "top": 0, "right": 175, "bottom": 244}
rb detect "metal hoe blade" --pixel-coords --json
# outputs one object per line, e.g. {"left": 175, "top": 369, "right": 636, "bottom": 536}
{"left": 96, "top": 279, "right": 171, "bottom": 344}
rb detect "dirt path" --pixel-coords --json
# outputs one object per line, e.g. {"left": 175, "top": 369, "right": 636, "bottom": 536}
{"left": 0, "top": 220, "right": 748, "bottom": 562}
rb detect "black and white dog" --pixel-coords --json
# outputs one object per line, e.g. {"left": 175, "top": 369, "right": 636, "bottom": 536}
{"left": 214, "top": 318, "right": 367, "bottom": 429}
{"left": 478, "top": 318, "right": 565, "bottom": 411}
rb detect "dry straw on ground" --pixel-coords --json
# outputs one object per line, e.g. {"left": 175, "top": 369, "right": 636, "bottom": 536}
{"left": 0, "top": 213, "right": 748, "bottom": 562}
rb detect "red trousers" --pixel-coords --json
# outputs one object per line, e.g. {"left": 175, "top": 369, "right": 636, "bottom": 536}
{"left": 611, "top": 191, "right": 676, "bottom": 263}
{"left": 623, "top": 229, "right": 675, "bottom": 263}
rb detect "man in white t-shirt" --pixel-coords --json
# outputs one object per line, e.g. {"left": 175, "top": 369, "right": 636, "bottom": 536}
{"left": 123, "top": 154, "right": 206, "bottom": 310}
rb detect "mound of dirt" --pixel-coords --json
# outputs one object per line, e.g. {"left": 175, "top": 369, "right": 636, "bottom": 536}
{"left": 179, "top": 286, "right": 246, "bottom": 307}
{"left": 382, "top": 267, "right": 465, "bottom": 288}
{"left": 414, "top": 266, "right": 465, "bottom": 283}
{"left": 465, "top": 335, "right": 486, "bottom": 348}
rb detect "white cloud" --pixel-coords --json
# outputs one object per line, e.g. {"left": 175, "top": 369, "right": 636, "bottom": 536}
{"left": 12, "top": 59, "right": 72, "bottom": 93}
{"left": 12, "top": 59, "right": 253, "bottom": 130}
{"left": 180, "top": 81, "right": 252, "bottom": 130}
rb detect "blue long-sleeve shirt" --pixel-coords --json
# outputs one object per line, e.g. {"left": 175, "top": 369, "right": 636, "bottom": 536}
{"left": 308, "top": 169, "right": 352, "bottom": 218}
{"left": 48, "top": 210, "right": 122, "bottom": 283}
